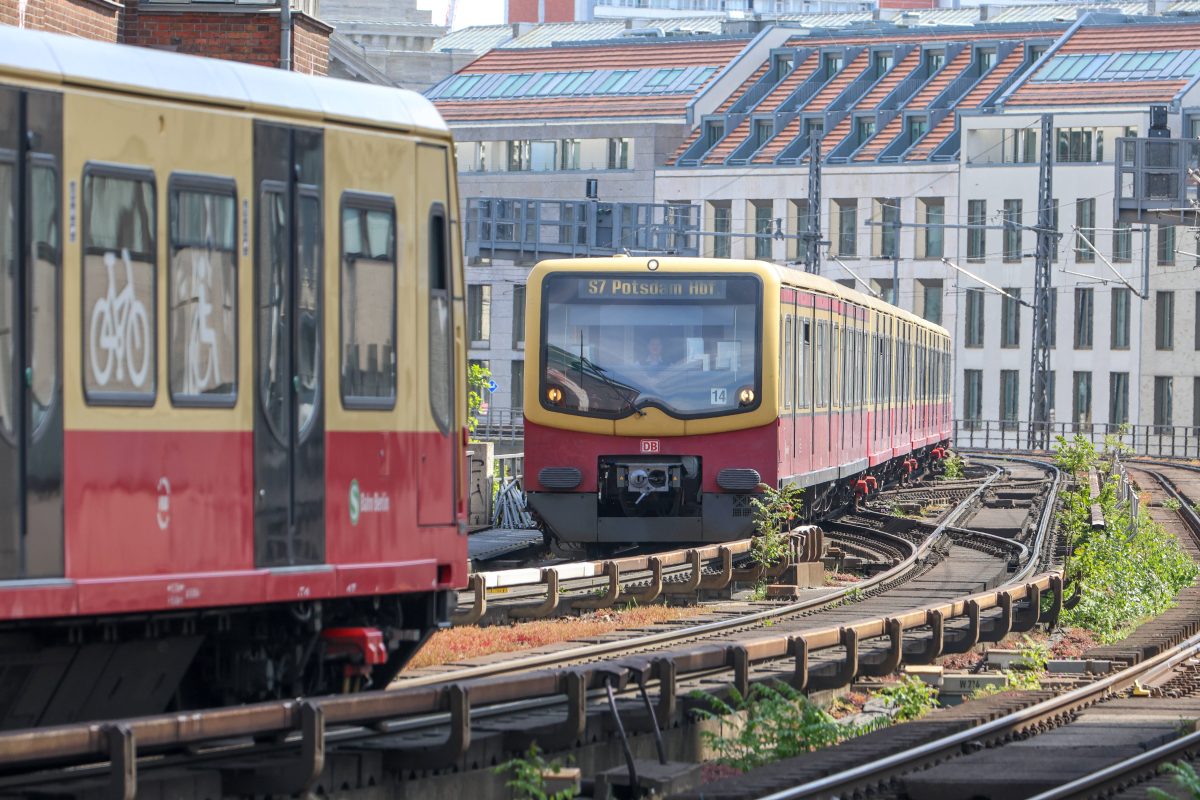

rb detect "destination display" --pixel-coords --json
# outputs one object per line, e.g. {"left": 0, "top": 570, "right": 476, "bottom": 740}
{"left": 579, "top": 277, "right": 728, "bottom": 300}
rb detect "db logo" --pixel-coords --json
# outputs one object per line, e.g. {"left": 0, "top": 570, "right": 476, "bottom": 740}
{"left": 640, "top": 440, "right": 660, "bottom": 453}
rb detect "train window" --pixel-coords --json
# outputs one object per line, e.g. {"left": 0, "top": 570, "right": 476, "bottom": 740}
{"left": 340, "top": 193, "right": 397, "bottom": 408}
{"left": 833, "top": 324, "right": 841, "bottom": 408}
{"left": 168, "top": 176, "right": 237, "bottom": 406}
{"left": 82, "top": 166, "right": 156, "bottom": 405}
{"left": 258, "top": 187, "right": 289, "bottom": 442}
{"left": 816, "top": 321, "right": 827, "bottom": 407}
{"left": 428, "top": 204, "right": 452, "bottom": 433}
{"left": 783, "top": 313, "right": 794, "bottom": 410}
{"left": 799, "top": 318, "right": 811, "bottom": 409}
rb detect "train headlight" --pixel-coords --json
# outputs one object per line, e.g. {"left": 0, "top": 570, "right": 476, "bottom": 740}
{"left": 546, "top": 386, "right": 564, "bottom": 404}
{"left": 738, "top": 387, "right": 755, "bottom": 406}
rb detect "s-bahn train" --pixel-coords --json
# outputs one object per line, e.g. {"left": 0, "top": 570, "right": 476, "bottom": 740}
{"left": 523, "top": 257, "right": 952, "bottom": 553}
{"left": 0, "top": 29, "right": 467, "bottom": 729}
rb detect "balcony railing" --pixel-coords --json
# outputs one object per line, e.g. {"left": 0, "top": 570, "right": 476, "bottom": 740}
{"left": 466, "top": 197, "right": 701, "bottom": 264}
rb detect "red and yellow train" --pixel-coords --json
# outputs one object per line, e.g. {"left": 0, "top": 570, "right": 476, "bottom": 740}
{"left": 0, "top": 28, "right": 466, "bottom": 728}
{"left": 523, "top": 257, "right": 952, "bottom": 553}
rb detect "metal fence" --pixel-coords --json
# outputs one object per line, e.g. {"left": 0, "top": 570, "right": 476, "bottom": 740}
{"left": 475, "top": 407, "right": 525, "bottom": 444}
{"left": 954, "top": 419, "right": 1200, "bottom": 459}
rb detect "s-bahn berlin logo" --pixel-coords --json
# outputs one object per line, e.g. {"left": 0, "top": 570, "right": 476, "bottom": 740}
{"left": 349, "top": 479, "right": 391, "bottom": 526}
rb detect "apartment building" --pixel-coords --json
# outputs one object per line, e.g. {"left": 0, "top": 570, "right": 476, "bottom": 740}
{"left": 430, "top": 10, "right": 1200, "bottom": 432}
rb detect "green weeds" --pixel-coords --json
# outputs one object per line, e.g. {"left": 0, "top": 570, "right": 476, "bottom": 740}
{"left": 941, "top": 452, "right": 964, "bottom": 480}
{"left": 1054, "top": 435, "right": 1197, "bottom": 642}
{"left": 493, "top": 744, "right": 578, "bottom": 800}
{"left": 751, "top": 483, "right": 804, "bottom": 567}
{"left": 1148, "top": 761, "right": 1200, "bottom": 799}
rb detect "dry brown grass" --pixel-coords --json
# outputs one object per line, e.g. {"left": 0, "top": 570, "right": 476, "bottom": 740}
{"left": 405, "top": 605, "right": 698, "bottom": 670}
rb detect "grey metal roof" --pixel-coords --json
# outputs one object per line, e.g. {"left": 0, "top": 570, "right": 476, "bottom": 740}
{"left": 508, "top": 21, "right": 628, "bottom": 48}
{"left": 434, "top": 25, "right": 515, "bottom": 53}
{"left": 0, "top": 26, "right": 448, "bottom": 134}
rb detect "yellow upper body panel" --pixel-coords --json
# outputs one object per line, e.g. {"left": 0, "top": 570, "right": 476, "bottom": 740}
{"left": 525, "top": 257, "right": 949, "bottom": 436}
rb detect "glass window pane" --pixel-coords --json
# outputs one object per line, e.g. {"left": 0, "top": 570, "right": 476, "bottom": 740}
{"left": 29, "top": 164, "right": 59, "bottom": 434}
{"left": 258, "top": 189, "right": 288, "bottom": 442}
{"left": 295, "top": 193, "right": 322, "bottom": 435}
{"left": 0, "top": 162, "right": 13, "bottom": 436}
{"left": 83, "top": 171, "right": 156, "bottom": 402}
{"left": 341, "top": 200, "right": 397, "bottom": 406}
{"left": 169, "top": 185, "right": 237, "bottom": 403}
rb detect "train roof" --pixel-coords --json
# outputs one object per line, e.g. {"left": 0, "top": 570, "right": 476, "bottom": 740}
{"left": 530, "top": 256, "right": 950, "bottom": 339}
{"left": 0, "top": 26, "right": 448, "bottom": 136}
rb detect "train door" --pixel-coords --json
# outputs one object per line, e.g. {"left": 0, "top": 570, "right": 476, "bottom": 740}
{"left": 252, "top": 122, "right": 325, "bottom": 567}
{"left": 0, "top": 89, "right": 63, "bottom": 581}
{"left": 415, "top": 143, "right": 456, "bottom": 527}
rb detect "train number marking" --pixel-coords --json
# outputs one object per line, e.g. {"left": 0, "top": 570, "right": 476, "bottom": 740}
{"left": 710, "top": 388, "right": 728, "bottom": 405}
{"left": 640, "top": 440, "right": 660, "bottom": 454}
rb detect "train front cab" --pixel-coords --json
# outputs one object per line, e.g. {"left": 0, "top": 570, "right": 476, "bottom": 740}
{"left": 523, "top": 259, "right": 782, "bottom": 548}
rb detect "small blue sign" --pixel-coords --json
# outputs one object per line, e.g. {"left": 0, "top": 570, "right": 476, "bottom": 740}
{"left": 487, "top": 379, "right": 498, "bottom": 393}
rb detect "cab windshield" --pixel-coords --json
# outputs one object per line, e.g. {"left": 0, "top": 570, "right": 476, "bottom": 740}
{"left": 540, "top": 273, "right": 761, "bottom": 418}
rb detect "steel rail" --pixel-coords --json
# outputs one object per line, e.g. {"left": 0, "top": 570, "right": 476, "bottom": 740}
{"left": 0, "top": 466, "right": 1011, "bottom": 773}
{"left": 759, "top": 628, "right": 1200, "bottom": 800}
{"left": 398, "top": 465, "right": 1006, "bottom": 688}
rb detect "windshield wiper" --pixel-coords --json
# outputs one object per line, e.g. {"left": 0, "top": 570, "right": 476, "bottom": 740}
{"left": 575, "top": 354, "right": 645, "bottom": 417}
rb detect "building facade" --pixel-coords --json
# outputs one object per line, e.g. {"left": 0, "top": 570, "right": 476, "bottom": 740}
{"left": 433, "top": 11, "right": 1200, "bottom": 438}
{"left": 1, "top": 0, "right": 330, "bottom": 72}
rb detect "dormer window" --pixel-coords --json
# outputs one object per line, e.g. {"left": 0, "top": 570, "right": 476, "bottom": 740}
{"left": 873, "top": 51, "right": 895, "bottom": 75}
{"left": 855, "top": 117, "right": 876, "bottom": 144}
{"left": 823, "top": 52, "right": 844, "bottom": 75}
{"left": 907, "top": 117, "right": 928, "bottom": 141}
{"left": 925, "top": 49, "right": 946, "bottom": 74}
{"left": 978, "top": 49, "right": 997, "bottom": 71}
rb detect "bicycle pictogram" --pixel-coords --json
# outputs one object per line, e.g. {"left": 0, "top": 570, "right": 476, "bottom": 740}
{"left": 178, "top": 248, "right": 221, "bottom": 394}
{"left": 89, "top": 248, "right": 151, "bottom": 389}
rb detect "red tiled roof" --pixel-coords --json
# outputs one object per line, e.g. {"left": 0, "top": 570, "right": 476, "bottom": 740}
{"left": 1007, "top": 79, "right": 1188, "bottom": 106}
{"left": 457, "top": 39, "right": 750, "bottom": 74}
{"left": 755, "top": 51, "right": 819, "bottom": 111}
{"left": 715, "top": 63, "right": 770, "bottom": 114}
{"left": 1056, "top": 23, "right": 1200, "bottom": 54}
{"left": 667, "top": 126, "right": 703, "bottom": 165}
{"left": 703, "top": 117, "right": 750, "bottom": 164}
{"left": 751, "top": 116, "right": 800, "bottom": 163}
{"left": 435, "top": 94, "right": 693, "bottom": 121}
{"left": 906, "top": 46, "right": 1027, "bottom": 160}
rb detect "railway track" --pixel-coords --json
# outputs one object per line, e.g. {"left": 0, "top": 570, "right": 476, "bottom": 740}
{"left": 686, "top": 457, "right": 1200, "bottom": 800}
{"left": 0, "top": 455, "right": 1062, "bottom": 799}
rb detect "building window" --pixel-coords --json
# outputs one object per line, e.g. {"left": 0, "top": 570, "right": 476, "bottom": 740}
{"left": 512, "top": 284, "right": 526, "bottom": 349}
{"left": 1196, "top": 292, "right": 1200, "bottom": 350}
{"left": 920, "top": 279, "right": 942, "bottom": 325}
{"left": 1047, "top": 287, "right": 1057, "bottom": 348}
{"left": 468, "top": 284, "right": 491, "bottom": 344}
{"left": 1072, "top": 371, "right": 1092, "bottom": 427}
{"left": 1049, "top": 198, "right": 1060, "bottom": 262}
{"left": 1158, "top": 225, "right": 1176, "bottom": 265}
{"left": 1074, "top": 198, "right": 1095, "bottom": 262}
{"left": 753, "top": 200, "right": 773, "bottom": 259}
{"left": 506, "top": 140, "right": 529, "bottom": 171}
{"left": 1003, "top": 199, "right": 1022, "bottom": 262}
{"left": 712, "top": 201, "right": 731, "bottom": 258}
{"left": 1194, "top": 376, "right": 1200, "bottom": 430}
{"left": 1001, "top": 370, "right": 1019, "bottom": 429}
{"left": 339, "top": 195, "right": 396, "bottom": 407}
{"left": 170, "top": 180, "right": 237, "bottom": 405}
{"left": 1156, "top": 290, "right": 1174, "bottom": 350}
{"left": 1113, "top": 221, "right": 1132, "bottom": 262}
{"left": 754, "top": 120, "right": 773, "bottom": 149}
{"left": 1154, "top": 376, "right": 1173, "bottom": 429}
{"left": 1004, "top": 128, "right": 1037, "bottom": 163}
{"left": 1056, "top": 127, "right": 1103, "bottom": 163}
{"left": 791, "top": 199, "right": 814, "bottom": 261}
{"left": 560, "top": 139, "right": 580, "bottom": 170}
{"left": 1001, "top": 289, "right": 1021, "bottom": 348}
{"left": 607, "top": 138, "right": 631, "bottom": 169}
{"left": 875, "top": 198, "right": 899, "bottom": 258}
{"left": 1046, "top": 369, "right": 1056, "bottom": 420}
{"left": 965, "top": 288, "right": 984, "bottom": 348}
{"left": 833, "top": 199, "right": 857, "bottom": 257}
{"left": 964, "top": 369, "right": 983, "bottom": 428}
{"left": 1109, "top": 372, "right": 1129, "bottom": 425}
{"left": 919, "top": 197, "right": 943, "bottom": 259}
{"left": 530, "top": 141, "right": 557, "bottom": 172}
{"left": 907, "top": 117, "right": 928, "bottom": 142}
{"left": 1073, "top": 287, "right": 1093, "bottom": 349}
{"left": 1111, "top": 287, "right": 1130, "bottom": 349}
{"left": 511, "top": 360, "right": 524, "bottom": 411}
{"left": 967, "top": 199, "right": 986, "bottom": 261}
